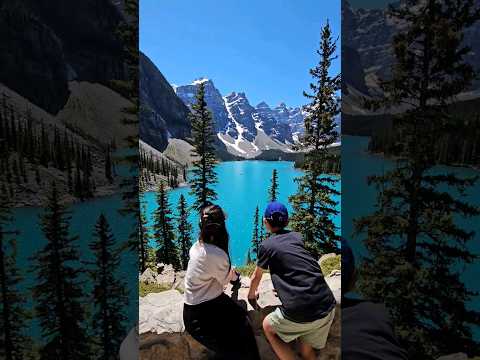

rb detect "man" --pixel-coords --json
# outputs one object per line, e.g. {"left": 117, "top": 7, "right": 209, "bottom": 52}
{"left": 248, "top": 201, "right": 336, "bottom": 360}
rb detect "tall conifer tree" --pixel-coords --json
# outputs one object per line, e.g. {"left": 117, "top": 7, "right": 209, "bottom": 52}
{"left": 259, "top": 221, "right": 266, "bottom": 245}
{"left": 251, "top": 206, "right": 261, "bottom": 259}
{"left": 139, "top": 201, "right": 151, "bottom": 273}
{"left": 189, "top": 82, "right": 218, "bottom": 211}
{"left": 88, "top": 214, "right": 128, "bottom": 360}
{"left": 268, "top": 169, "right": 279, "bottom": 202}
{"left": 289, "top": 22, "right": 340, "bottom": 257}
{"left": 153, "top": 183, "right": 180, "bottom": 269}
{"left": 116, "top": 0, "right": 140, "bottom": 258}
{"left": 105, "top": 145, "right": 113, "bottom": 183}
{"left": 32, "top": 183, "right": 89, "bottom": 360}
{"left": 356, "top": 1, "right": 480, "bottom": 358}
{"left": 0, "top": 193, "right": 28, "bottom": 360}
{"left": 176, "top": 194, "right": 192, "bottom": 270}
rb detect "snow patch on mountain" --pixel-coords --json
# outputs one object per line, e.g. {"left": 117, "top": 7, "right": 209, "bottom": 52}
{"left": 175, "top": 78, "right": 311, "bottom": 158}
{"left": 191, "top": 78, "right": 210, "bottom": 85}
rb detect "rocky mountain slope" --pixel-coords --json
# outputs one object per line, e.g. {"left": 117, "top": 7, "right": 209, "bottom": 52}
{"left": 0, "top": 0, "right": 134, "bottom": 206}
{"left": 175, "top": 78, "right": 305, "bottom": 158}
{"left": 0, "top": 0, "right": 127, "bottom": 115}
{"left": 0, "top": 83, "right": 121, "bottom": 207}
{"left": 343, "top": 0, "right": 480, "bottom": 115}
{"left": 140, "top": 52, "right": 191, "bottom": 152}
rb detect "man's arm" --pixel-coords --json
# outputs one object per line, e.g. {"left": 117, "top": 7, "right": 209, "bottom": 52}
{"left": 247, "top": 266, "right": 264, "bottom": 308}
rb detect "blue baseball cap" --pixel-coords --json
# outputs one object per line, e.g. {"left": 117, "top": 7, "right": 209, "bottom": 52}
{"left": 264, "top": 201, "right": 289, "bottom": 223}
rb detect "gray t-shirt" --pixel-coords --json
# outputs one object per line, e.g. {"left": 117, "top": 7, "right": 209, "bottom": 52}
{"left": 184, "top": 241, "right": 231, "bottom": 305}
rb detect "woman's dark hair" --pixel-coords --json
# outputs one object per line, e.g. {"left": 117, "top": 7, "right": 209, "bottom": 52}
{"left": 199, "top": 204, "right": 231, "bottom": 266}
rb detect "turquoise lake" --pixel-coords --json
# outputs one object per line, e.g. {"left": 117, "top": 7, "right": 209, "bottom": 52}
{"left": 342, "top": 135, "right": 480, "bottom": 336}
{"left": 12, "top": 194, "right": 138, "bottom": 337}
{"left": 142, "top": 160, "right": 341, "bottom": 266}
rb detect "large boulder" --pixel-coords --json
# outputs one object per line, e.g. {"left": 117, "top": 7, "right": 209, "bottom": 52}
{"left": 139, "top": 265, "right": 177, "bottom": 288}
{"left": 139, "top": 290, "right": 184, "bottom": 335}
{"left": 155, "top": 264, "right": 175, "bottom": 287}
{"left": 325, "top": 271, "right": 341, "bottom": 304}
{"left": 139, "top": 272, "right": 341, "bottom": 360}
{"left": 139, "top": 268, "right": 157, "bottom": 285}
{"left": 172, "top": 270, "right": 186, "bottom": 292}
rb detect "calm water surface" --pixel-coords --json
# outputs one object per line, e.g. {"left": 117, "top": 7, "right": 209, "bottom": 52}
{"left": 143, "top": 160, "right": 341, "bottom": 266}
{"left": 342, "top": 135, "right": 480, "bottom": 336}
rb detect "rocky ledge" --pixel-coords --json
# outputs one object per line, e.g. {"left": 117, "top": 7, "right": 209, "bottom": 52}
{"left": 138, "top": 264, "right": 341, "bottom": 360}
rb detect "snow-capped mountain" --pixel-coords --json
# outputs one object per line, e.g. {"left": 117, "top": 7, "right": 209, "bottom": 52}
{"left": 175, "top": 79, "right": 306, "bottom": 158}
{"left": 175, "top": 78, "right": 230, "bottom": 133}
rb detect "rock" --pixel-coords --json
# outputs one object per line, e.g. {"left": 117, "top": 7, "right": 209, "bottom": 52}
{"left": 156, "top": 264, "right": 175, "bottom": 287}
{"left": 329, "top": 269, "right": 341, "bottom": 277}
{"left": 139, "top": 268, "right": 158, "bottom": 285}
{"left": 139, "top": 273, "right": 341, "bottom": 360}
{"left": 139, "top": 290, "right": 184, "bottom": 335}
{"left": 240, "top": 276, "right": 251, "bottom": 288}
{"left": 140, "top": 332, "right": 213, "bottom": 360}
{"left": 437, "top": 354, "right": 468, "bottom": 360}
{"left": 172, "top": 271, "right": 186, "bottom": 292}
{"left": 325, "top": 271, "right": 342, "bottom": 304}
{"left": 140, "top": 52, "right": 191, "bottom": 152}
{"left": 0, "top": 0, "right": 126, "bottom": 114}
{"left": 156, "top": 263, "right": 165, "bottom": 272}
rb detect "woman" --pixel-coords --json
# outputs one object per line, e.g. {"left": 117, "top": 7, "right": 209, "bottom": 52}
{"left": 183, "top": 204, "right": 260, "bottom": 360}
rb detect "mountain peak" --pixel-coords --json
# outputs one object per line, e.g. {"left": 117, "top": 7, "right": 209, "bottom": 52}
{"left": 225, "top": 91, "right": 247, "bottom": 100}
{"left": 256, "top": 101, "right": 270, "bottom": 109}
{"left": 191, "top": 77, "right": 211, "bottom": 85}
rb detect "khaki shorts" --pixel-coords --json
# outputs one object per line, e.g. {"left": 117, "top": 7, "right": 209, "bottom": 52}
{"left": 265, "top": 307, "right": 335, "bottom": 349}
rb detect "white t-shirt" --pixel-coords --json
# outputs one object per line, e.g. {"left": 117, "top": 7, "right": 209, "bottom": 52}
{"left": 184, "top": 241, "right": 231, "bottom": 305}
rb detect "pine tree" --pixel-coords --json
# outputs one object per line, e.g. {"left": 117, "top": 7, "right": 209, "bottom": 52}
{"left": 88, "top": 214, "right": 128, "bottom": 360}
{"left": 74, "top": 162, "right": 83, "bottom": 200}
{"left": 356, "top": 1, "right": 480, "bottom": 358}
{"left": 105, "top": 145, "right": 113, "bottom": 183}
{"left": 40, "top": 124, "right": 49, "bottom": 167}
{"left": 189, "top": 82, "right": 218, "bottom": 211}
{"left": 268, "top": 169, "right": 279, "bottom": 202}
{"left": 153, "top": 183, "right": 180, "bottom": 269}
{"left": 246, "top": 249, "right": 253, "bottom": 265}
{"left": 0, "top": 193, "right": 28, "bottom": 360}
{"left": 259, "top": 221, "right": 266, "bottom": 245}
{"left": 139, "top": 201, "right": 151, "bottom": 274}
{"left": 117, "top": 0, "right": 140, "bottom": 257}
{"left": 289, "top": 22, "right": 340, "bottom": 257}
{"left": 32, "top": 183, "right": 89, "bottom": 360}
{"left": 251, "top": 206, "right": 261, "bottom": 259}
{"left": 177, "top": 194, "right": 192, "bottom": 270}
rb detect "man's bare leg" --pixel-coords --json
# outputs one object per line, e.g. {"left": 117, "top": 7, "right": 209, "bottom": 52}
{"left": 298, "top": 340, "right": 316, "bottom": 360}
{"left": 262, "top": 317, "right": 297, "bottom": 360}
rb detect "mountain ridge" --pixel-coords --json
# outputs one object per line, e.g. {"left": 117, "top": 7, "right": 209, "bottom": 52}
{"left": 175, "top": 78, "right": 305, "bottom": 158}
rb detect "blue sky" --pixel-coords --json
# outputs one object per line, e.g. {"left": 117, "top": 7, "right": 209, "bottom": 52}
{"left": 140, "top": 0, "right": 340, "bottom": 108}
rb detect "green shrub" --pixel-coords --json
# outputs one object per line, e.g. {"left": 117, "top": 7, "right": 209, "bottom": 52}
{"left": 320, "top": 255, "right": 341, "bottom": 277}
{"left": 236, "top": 263, "right": 257, "bottom": 277}
{"left": 139, "top": 282, "right": 170, "bottom": 297}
